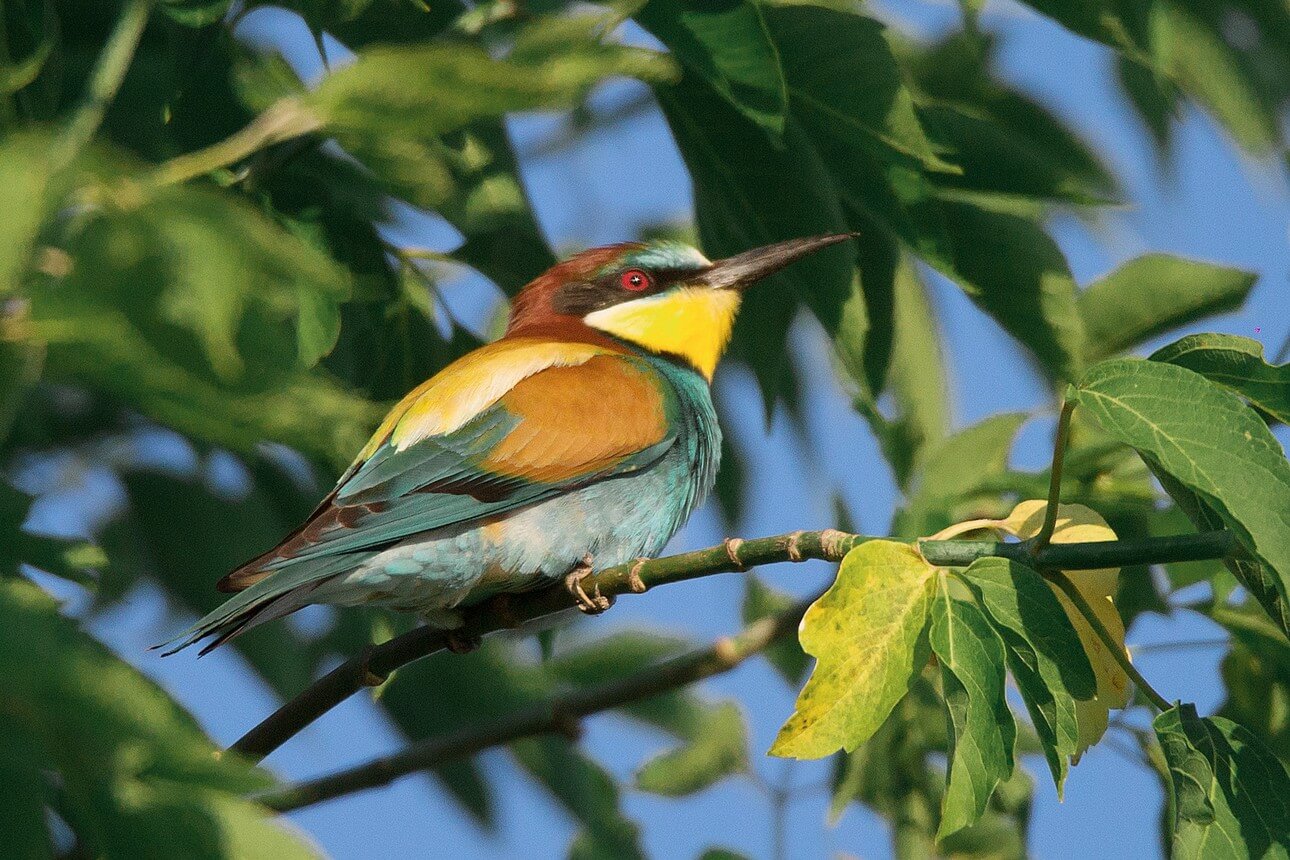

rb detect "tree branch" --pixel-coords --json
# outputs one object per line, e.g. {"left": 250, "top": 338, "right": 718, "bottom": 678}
{"left": 228, "top": 528, "right": 1234, "bottom": 763}
{"left": 254, "top": 598, "right": 810, "bottom": 812}
{"left": 230, "top": 529, "right": 862, "bottom": 761}
{"left": 50, "top": 0, "right": 151, "bottom": 173}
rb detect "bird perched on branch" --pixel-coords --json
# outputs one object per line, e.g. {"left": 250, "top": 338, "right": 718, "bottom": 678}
{"left": 161, "top": 234, "right": 853, "bottom": 655}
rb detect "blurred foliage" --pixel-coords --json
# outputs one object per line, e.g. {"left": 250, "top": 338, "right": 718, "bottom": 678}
{"left": 0, "top": 0, "right": 1286, "bottom": 857}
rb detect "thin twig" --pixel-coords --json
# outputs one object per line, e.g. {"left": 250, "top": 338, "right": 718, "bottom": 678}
{"left": 1031, "top": 400, "right": 1076, "bottom": 555}
{"left": 254, "top": 600, "right": 809, "bottom": 812}
{"left": 227, "top": 527, "right": 1234, "bottom": 762}
{"left": 229, "top": 529, "right": 863, "bottom": 761}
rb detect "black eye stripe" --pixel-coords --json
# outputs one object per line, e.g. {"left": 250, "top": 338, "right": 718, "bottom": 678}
{"left": 552, "top": 265, "right": 708, "bottom": 316}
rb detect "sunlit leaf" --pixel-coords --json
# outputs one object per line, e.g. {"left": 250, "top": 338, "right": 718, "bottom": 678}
{"left": 0, "top": 132, "right": 54, "bottom": 296}
{"left": 636, "top": 702, "right": 748, "bottom": 797}
{"left": 992, "top": 500, "right": 1131, "bottom": 760}
{"left": 1071, "top": 359, "right": 1290, "bottom": 635}
{"left": 1079, "top": 255, "right": 1256, "bottom": 363}
{"left": 0, "top": 578, "right": 316, "bottom": 858}
{"left": 309, "top": 14, "right": 676, "bottom": 140}
{"left": 771, "top": 540, "right": 935, "bottom": 759}
{"left": 1151, "top": 333, "right": 1288, "bottom": 425}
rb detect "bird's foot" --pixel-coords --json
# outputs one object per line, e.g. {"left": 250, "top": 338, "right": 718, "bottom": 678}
{"left": 445, "top": 631, "right": 482, "bottom": 655}
{"left": 565, "top": 554, "right": 612, "bottom": 615}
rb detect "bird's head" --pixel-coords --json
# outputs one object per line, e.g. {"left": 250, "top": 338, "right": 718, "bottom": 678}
{"left": 505, "top": 234, "right": 854, "bottom": 380}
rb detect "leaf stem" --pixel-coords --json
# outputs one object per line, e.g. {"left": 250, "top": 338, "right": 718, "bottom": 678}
{"left": 1045, "top": 569, "right": 1172, "bottom": 712}
{"left": 228, "top": 527, "right": 1233, "bottom": 763}
{"left": 1032, "top": 399, "right": 1076, "bottom": 555}
{"left": 49, "top": 0, "right": 151, "bottom": 173}
{"left": 146, "top": 99, "right": 323, "bottom": 188}
{"left": 252, "top": 600, "right": 808, "bottom": 812}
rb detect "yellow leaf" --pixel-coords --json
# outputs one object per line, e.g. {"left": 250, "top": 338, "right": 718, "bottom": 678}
{"left": 993, "top": 500, "right": 1131, "bottom": 759}
{"left": 770, "top": 540, "right": 935, "bottom": 759}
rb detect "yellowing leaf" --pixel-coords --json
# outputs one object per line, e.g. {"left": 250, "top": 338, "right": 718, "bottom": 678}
{"left": 993, "top": 500, "right": 1131, "bottom": 759}
{"left": 770, "top": 540, "right": 935, "bottom": 759}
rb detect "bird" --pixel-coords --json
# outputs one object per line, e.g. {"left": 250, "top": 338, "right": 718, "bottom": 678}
{"left": 160, "top": 233, "right": 853, "bottom": 655}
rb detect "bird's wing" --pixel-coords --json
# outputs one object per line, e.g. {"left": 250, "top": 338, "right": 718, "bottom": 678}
{"left": 219, "top": 342, "right": 677, "bottom": 590}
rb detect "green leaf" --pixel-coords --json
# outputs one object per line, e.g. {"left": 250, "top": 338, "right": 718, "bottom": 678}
{"left": 656, "top": 72, "right": 859, "bottom": 406}
{"left": 636, "top": 702, "right": 749, "bottom": 797}
{"left": 1151, "top": 333, "right": 1289, "bottom": 425}
{"left": 868, "top": 256, "right": 949, "bottom": 489}
{"left": 1154, "top": 463, "right": 1289, "bottom": 636}
{"left": 937, "top": 200, "right": 1086, "bottom": 382}
{"left": 309, "top": 14, "right": 676, "bottom": 141}
{"left": 28, "top": 184, "right": 380, "bottom": 468}
{"left": 0, "top": 578, "right": 316, "bottom": 858}
{"left": 771, "top": 540, "right": 935, "bottom": 759}
{"left": 1078, "top": 255, "right": 1256, "bottom": 363}
{"left": 765, "top": 6, "right": 951, "bottom": 171}
{"left": 929, "top": 593, "right": 1016, "bottom": 840}
{"left": 741, "top": 574, "right": 809, "bottom": 686}
{"left": 109, "top": 466, "right": 319, "bottom": 696}
{"left": 1155, "top": 704, "right": 1290, "bottom": 859}
{"left": 1071, "top": 358, "right": 1290, "bottom": 634}
{"left": 955, "top": 557, "right": 1096, "bottom": 793}
{"left": 0, "top": 132, "right": 54, "bottom": 296}
{"left": 635, "top": 0, "right": 787, "bottom": 137}
{"left": 898, "top": 32, "right": 1117, "bottom": 205}
{"left": 159, "top": 0, "right": 233, "bottom": 27}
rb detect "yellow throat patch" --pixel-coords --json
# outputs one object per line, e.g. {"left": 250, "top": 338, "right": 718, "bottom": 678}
{"left": 583, "top": 287, "right": 741, "bottom": 380}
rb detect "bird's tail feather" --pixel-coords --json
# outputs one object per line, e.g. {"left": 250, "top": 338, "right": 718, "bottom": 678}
{"left": 153, "top": 555, "right": 354, "bottom": 655}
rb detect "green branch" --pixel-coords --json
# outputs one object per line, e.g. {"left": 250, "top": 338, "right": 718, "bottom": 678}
{"left": 254, "top": 598, "right": 809, "bottom": 812}
{"left": 147, "top": 99, "right": 323, "bottom": 188}
{"left": 228, "top": 527, "right": 1234, "bottom": 763}
{"left": 1032, "top": 399, "right": 1076, "bottom": 555}
{"left": 50, "top": 0, "right": 151, "bottom": 173}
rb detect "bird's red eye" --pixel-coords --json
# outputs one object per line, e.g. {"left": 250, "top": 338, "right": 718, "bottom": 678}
{"left": 620, "top": 269, "right": 651, "bottom": 292}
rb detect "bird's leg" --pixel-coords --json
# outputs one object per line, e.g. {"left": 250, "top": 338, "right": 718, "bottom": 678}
{"left": 564, "top": 553, "right": 613, "bottom": 614}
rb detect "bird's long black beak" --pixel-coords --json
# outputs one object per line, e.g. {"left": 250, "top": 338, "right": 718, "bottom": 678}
{"left": 702, "top": 233, "right": 857, "bottom": 291}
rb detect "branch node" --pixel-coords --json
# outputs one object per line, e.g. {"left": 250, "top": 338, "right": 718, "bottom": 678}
{"left": 714, "top": 636, "right": 740, "bottom": 667}
{"left": 818, "top": 529, "right": 852, "bottom": 560}
{"left": 723, "top": 537, "right": 747, "bottom": 568}
{"left": 627, "top": 559, "right": 649, "bottom": 593}
{"left": 785, "top": 531, "right": 806, "bottom": 562}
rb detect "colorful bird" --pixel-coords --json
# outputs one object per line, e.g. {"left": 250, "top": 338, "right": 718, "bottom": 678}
{"left": 161, "top": 234, "right": 852, "bottom": 655}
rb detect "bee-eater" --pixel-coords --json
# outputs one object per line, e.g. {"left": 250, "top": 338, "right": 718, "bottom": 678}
{"left": 162, "top": 234, "right": 852, "bottom": 655}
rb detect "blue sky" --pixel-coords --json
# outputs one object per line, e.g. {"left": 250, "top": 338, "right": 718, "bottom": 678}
{"left": 35, "top": 1, "right": 1290, "bottom": 858}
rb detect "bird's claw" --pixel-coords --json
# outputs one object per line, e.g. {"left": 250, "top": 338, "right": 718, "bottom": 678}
{"left": 565, "top": 554, "right": 612, "bottom": 614}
